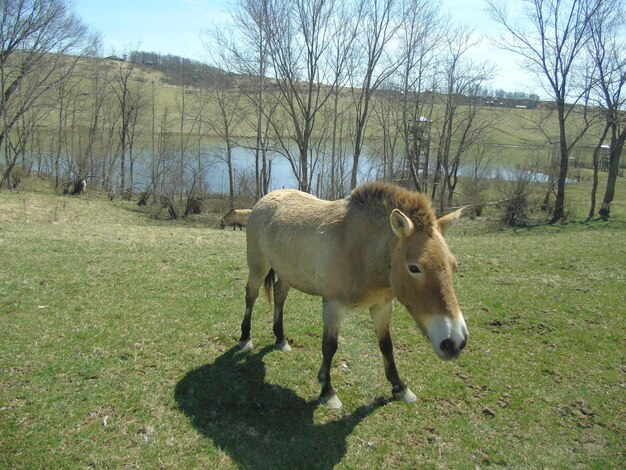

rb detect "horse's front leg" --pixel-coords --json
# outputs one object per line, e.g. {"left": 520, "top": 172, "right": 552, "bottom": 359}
{"left": 318, "top": 299, "right": 345, "bottom": 409}
{"left": 370, "top": 302, "right": 417, "bottom": 403}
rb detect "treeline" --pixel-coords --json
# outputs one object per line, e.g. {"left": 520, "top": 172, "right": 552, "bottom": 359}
{"left": 128, "top": 51, "right": 229, "bottom": 88}
{"left": 1, "top": 0, "right": 624, "bottom": 223}
{"left": 200, "top": 0, "right": 624, "bottom": 221}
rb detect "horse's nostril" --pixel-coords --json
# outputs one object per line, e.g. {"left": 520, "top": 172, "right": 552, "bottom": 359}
{"left": 440, "top": 338, "right": 455, "bottom": 354}
{"left": 459, "top": 338, "right": 467, "bottom": 351}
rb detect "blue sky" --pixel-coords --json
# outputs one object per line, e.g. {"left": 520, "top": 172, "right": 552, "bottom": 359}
{"left": 73, "top": 0, "right": 232, "bottom": 62}
{"left": 73, "top": 0, "right": 538, "bottom": 94}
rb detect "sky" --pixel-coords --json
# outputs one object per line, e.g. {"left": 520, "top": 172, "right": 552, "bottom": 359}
{"left": 73, "top": 0, "right": 541, "bottom": 95}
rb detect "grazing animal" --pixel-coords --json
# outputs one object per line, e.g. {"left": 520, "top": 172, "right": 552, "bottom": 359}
{"left": 220, "top": 209, "right": 252, "bottom": 230}
{"left": 239, "top": 181, "right": 468, "bottom": 409}
{"left": 65, "top": 179, "right": 87, "bottom": 196}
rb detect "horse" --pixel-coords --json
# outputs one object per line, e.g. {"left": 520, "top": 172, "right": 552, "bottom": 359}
{"left": 239, "top": 181, "right": 468, "bottom": 409}
{"left": 220, "top": 209, "right": 252, "bottom": 230}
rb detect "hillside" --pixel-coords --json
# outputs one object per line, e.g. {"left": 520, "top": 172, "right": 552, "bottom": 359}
{"left": 62, "top": 52, "right": 598, "bottom": 150}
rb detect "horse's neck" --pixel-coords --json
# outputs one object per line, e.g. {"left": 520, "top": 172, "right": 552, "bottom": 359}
{"left": 361, "top": 219, "right": 396, "bottom": 290}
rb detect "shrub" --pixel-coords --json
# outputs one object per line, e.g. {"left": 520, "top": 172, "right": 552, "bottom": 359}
{"left": 498, "top": 169, "right": 537, "bottom": 227}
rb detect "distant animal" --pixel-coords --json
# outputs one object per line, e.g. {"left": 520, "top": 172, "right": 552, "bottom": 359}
{"left": 77, "top": 180, "right": 87, "bottom": 195}
{"left": 65, "top": 179, "right": 87, "bottom": 196}
{"left": 239, "top": 181, "right": 468, "bottom": 409}
{"left": 220, "top": 209, "right": 252, "bottom": 230}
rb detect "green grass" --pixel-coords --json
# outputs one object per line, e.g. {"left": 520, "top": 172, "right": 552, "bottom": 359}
{"left": 1, "top": 178, "right": 624, "bottom": 468}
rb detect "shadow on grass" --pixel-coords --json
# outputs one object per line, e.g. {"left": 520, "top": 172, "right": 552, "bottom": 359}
{"left": 175, "top": 346, "right": 382, "bottom": 469}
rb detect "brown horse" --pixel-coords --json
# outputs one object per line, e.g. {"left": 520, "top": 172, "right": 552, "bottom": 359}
{"left": 239, "top": 182, "right": 468, "bottom": 409}
{"left": 220, "top": 209, "right": 252, "bottom": 230}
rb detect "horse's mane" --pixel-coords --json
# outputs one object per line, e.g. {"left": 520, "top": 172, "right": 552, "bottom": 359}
{"left": 223, "top": 209, "right": 235, "bottom": 217}
{"left": 349, "top": 181, "right": 436, "bottom": 230}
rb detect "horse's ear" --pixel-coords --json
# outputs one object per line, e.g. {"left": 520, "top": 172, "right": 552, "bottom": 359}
{"left": 390, "top": 209, "right": 415, "bottom": 238}
{"left": 437, "top": 208, "right": 463, "bottom": 236}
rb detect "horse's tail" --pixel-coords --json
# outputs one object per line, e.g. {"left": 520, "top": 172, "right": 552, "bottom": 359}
{"left": 264, "top": 269, "right": 275, "bottom": 307}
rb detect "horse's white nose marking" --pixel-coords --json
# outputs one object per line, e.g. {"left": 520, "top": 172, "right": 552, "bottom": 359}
{"left": 427, "top": 314, "right": 467, "bottom": 359}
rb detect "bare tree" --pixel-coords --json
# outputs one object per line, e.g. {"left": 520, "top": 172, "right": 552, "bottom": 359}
{"left": 2, "top": 104, "right": 48, "bottom": 189}
{"left": 110, "top": 62, "right": 145, "bottom": 198}
{"left": 587, "top": 123, "right": 610, "bottom": 219}
{"left": 205, "top": 79, "right": 244, "bottom": 209}
{"left": 81, "top": 38, "right": 112, "bottom": 189}
{"left": 152, "top": 108, "right": 175, "bottom": 200}
{"left": 203, "top": 0, "right": 273, "bottom": 199}
{"left": 371, "top": 89, "right": 402, "bottom": 183}
{"left": 151, "top": 107, "right": 180, "bottom": 218}
{"left": 171, "top": 84, "right": 210, "bottom": 215}
{"left": 0, "top": 0, "right": 92, "bottom": 189}
{"left": 395, "top": 0, "right": 443, "bottom": 192}
{"left": 182, "top": 94, "right": 213, "bottom": 218}
{"left": 243, "top": 0, "right": 271, "bottom": 197}
{"left": 49, "top": 63, "right": 83, "bottom": 191}
{"left": 430, "top": 28, "right": 494, "bottom": 213}
{"left": 460, "top": 133, "right": 500, "bottom": 216}
{"left": 101, "top": 98, "right": 121, "bottom": 197}
{"left": 349, "top": 0, "right": 402, "bottom": 189}
{"left": 488, "top": 0, "right": 602, "bottom": 222}
{"left": 263, "top": 0, "right": 343, "bottom": 193}
{"left": 586, "top": 0, "right": 626, "bottom": 218}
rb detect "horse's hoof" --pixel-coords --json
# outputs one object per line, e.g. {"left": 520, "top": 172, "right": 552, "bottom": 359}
{"left": 239, "top": 340, "right": 254, "bottom": 351}
{"left": 276, "top": 339, "right": 292, "bottom": 352}
{"left": 321, "top": 394, "right": 343, "bottom": 410}
{"left": 394, "top": 387, "right": 417, "bottom": 403}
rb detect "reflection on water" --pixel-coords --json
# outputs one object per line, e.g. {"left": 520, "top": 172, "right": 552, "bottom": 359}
{"left": 455, "top": 165, "right": 576, "bottom": 184}
{"left": 131, "top": 140, "right": 576, "bottom": 194}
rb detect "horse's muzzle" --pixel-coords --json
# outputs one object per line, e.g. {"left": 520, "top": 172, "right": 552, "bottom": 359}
{"left": 439, "top": 335, "right": 467, "bottom": 360}
{"left": 426, "top": 313, "right": 468, "bottom": 360}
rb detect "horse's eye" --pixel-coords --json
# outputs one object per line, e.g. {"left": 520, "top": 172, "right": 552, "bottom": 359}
{"left": 408, "top": 264, "right": 421, "bottom": 274}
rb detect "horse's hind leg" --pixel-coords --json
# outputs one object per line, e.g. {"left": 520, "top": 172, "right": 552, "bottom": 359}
{"left": 239, "top": 262, "right": 270, "bottom": 351}
{"left": 239, "top": 283, "right": 259, "bottom": 351}
{"left": 370, "top": 302, "right": 416, "bottom": 403}
{"left": 318, "top": 299, "right": 345, "bottom": 409}
{"left": 273, "top": 277, "right": 291, "bottom": 351}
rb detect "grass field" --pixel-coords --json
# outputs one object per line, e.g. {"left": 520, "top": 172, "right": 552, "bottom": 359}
{"left": 1, "top": 177, "right": 624, "bottom": 468}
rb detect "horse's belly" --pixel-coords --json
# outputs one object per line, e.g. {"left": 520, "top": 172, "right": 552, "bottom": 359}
{"left": 264, "top": 241, "right": 332, "bottom": 295}
{"left": 261, "top": 230, "right": 350, "bottom": 299}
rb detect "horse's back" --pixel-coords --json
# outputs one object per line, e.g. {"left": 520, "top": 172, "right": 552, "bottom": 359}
{"left": 250, "top": 189, "right": 339, "bottom": 227}
{"left": 235, "top": 209, "right": 252, "bottom": 221}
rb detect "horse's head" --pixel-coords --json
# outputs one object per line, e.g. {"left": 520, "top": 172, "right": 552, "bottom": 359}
{"left": 219, "top": 218, "right": 226, "bottom": 229}
{"left": 389, "top": 208, "right": 468, "bottom": 360}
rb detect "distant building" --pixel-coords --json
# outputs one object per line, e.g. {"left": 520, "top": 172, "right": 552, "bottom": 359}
{"left": 105, "top": 55, "right": 126, "bottom": 62}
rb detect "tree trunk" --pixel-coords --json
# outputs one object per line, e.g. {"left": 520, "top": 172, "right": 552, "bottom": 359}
{"left": 598, "top": 134, "right": 625, "bottom": 217}
{"left": 255, "top": 71, "right": 264, "bottom": 199}
{"left": 409, "top": 131, "right": 421, "bottom": 192}
{"left": 551, "top": 102, "right": 569, "bottom": 223}
{"left": 1, "top": 160, "right": 17, "bottom": 190}
{"left": 351, "top": 101, "right": 369, "bottom": 190}
{"left": 330, "top": 93, "right": 339, "bottom": 200}
{"left": 588, "top": 124, "right": 610, "bottom": 220}
{"left": 227, "top": 142, "right": 235, "bottom": 210}
{"left": 300, "top": 146, "right": 309, "bottom": 193}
